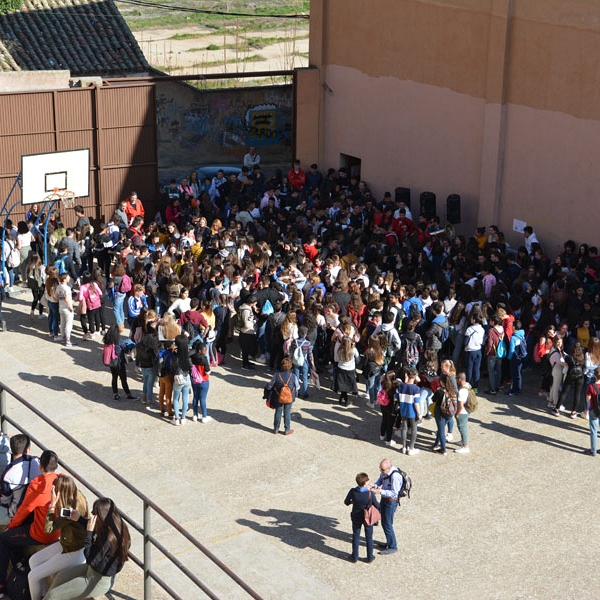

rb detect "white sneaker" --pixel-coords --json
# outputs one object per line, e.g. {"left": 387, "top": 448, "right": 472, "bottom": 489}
{"left": 385, "top": 440, "right": 398, "bottom": 447}
{"left": 455, "top": 447, "right": 471, "bottom": 454}
{"left": 192, "top": 415, "right": 198, "bottom": 422}
{"left": 171, "top": 417, "right": 179, "bottom": 426}
{"left": 447, "top": 433, "right": 454, "bottom": 442}
{"left": 180, "top": 418, "right": 186, "bottom": 426}
{"left": 408, "top": 448, "right": 420, "bottom": 456}
{"left": 38, "top": 314, "right": 46, "bottom": 320}
{"left": 201, "top": 416, "right": 212, "bottom": 423}
{"left": 29, "top": 310, "right": 35, "bottom": 319}
{"left": 255, "top": 354, "right": 267, "bottom": 364}
{"left": 379, "top": 435, "right": 386, "bottom": 441}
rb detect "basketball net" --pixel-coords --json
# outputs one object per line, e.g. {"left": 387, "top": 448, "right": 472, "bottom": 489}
{"left": 43, "top": 187, "right": 76, "bottom": 209}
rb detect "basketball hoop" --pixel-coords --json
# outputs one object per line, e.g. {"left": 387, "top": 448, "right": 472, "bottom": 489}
{"left": 43, "top": 188, "right": 76, "bottom": 209}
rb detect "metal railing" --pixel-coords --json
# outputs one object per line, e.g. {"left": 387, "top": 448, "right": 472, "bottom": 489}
{"left": 0, "top": 381, "right": 263, "bottom": 600}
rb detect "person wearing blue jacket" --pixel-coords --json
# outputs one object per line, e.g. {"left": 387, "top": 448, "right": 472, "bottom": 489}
{"left": 507, "top": 320, "right": 527, "bottom": 396}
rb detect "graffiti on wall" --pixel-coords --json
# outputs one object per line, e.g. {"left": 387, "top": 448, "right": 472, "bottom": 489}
{"left": 156, "top": 83, "right": 293, "bottom": 182}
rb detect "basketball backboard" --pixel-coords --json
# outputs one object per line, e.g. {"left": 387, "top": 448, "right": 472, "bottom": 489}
{"left": 21, "top": 149, "right": 90, "bottom": 205}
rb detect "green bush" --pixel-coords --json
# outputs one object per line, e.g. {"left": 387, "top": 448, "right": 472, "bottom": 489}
{"left": 0, "top": 0, "right": 22, "bottom": 13}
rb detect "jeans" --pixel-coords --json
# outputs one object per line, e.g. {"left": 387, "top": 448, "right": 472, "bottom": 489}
{"left": 367, "top": 373, "right": 381, "bottom": 405}
{"left": 113, "top": 291, "right": 126, "bottom": 327}
{"left": 141, "top": 367, "right": 156, "bottom": 403}
{"left": 257, "top": 319, "right": 267, "bottom": 355}
{"left": 589, "top": 411, "right": 598, "bottom": 455}
{"left": 465, "top": 349, "right": 482, "bottom": 388}
{"left": 380, "top": 499, "right": 398, "bottom": 550}
{"left": 274, "top": 402, "right": 293, "bottom": 432}
{"left": 435, "top": 406, "right": 453, "bottom": 451}
{"left": 293, "top": 361, "right": 310, "bottom": 397}
{"left": 510, "top": 357, "right": 524, "bottom": 393}
{"left": 419, "top": 387, "right": 433, "bottom": 417}
{"left": 192, "top": 380, "right": 210, "bottom": 418}
{"left": 172, "top": 375, "right": 191, "bottom": 418}
{"left": 48, "top": 300, "right": 59, "bottom": 335}
{"left": 456, "top": 412, "right": 469, "bottom": 446}
{"left": 352, "top": 522, "right": 374, "bottom": 561}
{"left": 487, "top": 355, "right": 502, "bottom": 392}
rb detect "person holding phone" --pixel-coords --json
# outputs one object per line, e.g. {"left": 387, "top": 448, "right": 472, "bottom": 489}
{"left": 44, "top": 498, "right": 131, "bottom": 600}
{"left": 28, "top": 475, "right": 89, "bottom": 600}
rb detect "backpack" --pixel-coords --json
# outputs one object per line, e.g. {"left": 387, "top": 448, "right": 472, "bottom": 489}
{"left": 191, "top": 363, "right": 204, "bottom": 384}
{"left": 5, "top": 240, "right": 20, "bottom": 269}
{"left": 464, "top": 386, "right": 479, "bottom": 413}
{"left": 5, "top": 562, "right": 30, "bottom": 600}
{"left": 54, "top": 255, "right": 68, "bottom": 275}
{"left": 496, "top": 337, "right": 507, "bottom": 358}
{"left": 261, "top": 299, "right": 274, "bottom": 316}
{"left": 387, "top": 468, "right": 412, "bottom": 505}
{"left": 292, "top": 342, "right": 305, "bottom": 368}
{"left": 85, "top": 283, "right": 101, "bottom": 310}
{"left": 237, "top": 307, "right": 250, "bottom": 330}
{"left": 513, "top": 338, "right": 527, "bottom": 360}
{"left": 439, "top": 323, "right": 450, "bottom": 344}
{"left": 0, "top": 456, "right": 35, "bottom": 518}
{"left": 377, "top": 387, "right": 390, "bottom": 406}
{"left": 102, "top": 343, "right": 118, "bottom": 368}
{"left": 119, "top": 274, "right": 132, "bottom": 294}
{"left": 276, "top": 373, "right": 294, "bottom": 404}
{"left": 403, "top": 337, "right": 420, "bottom": 368}
{"left": 408, "top": 302, "right": 421, "bottom": 323}
{"left": 439, "top": 391, "right": 458, "bottom": 416}
{"left": 394, "top": 306, "right": 406, "bottom": 331}
{"left": 592, "top": 384, "right": 600, "bottom": 419}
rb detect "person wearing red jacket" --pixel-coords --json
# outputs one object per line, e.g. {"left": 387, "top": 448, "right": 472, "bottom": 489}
{"left": 0, "top": 450, "right": 60, "bottom": 597}
{"left": 288, "top": 159, "right": 306, "bottom": 192}
{"left": 124, "top": 191, "right": 145, "bottom": 226}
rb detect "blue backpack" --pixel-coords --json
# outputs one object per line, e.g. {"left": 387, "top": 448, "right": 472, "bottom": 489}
{"left": 54, "top": 255, "right": 68, "bottom": 275}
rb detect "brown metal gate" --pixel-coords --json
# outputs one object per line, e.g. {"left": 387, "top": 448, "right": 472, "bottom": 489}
{"left": 0, "top": 81, "right": 157, "bottom": 229}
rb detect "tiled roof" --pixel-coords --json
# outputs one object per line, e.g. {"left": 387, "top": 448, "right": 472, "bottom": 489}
{"left": 0, "top": 0, "right": 149, "bottom": 76}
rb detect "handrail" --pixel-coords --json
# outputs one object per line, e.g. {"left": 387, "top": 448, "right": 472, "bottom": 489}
{"left": 0, "top": 381, "right": 263, "bottom": 600}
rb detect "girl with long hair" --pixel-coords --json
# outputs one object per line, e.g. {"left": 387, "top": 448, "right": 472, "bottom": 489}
{"left": 363, "top": 336, "right": 384, "bottom": 408}
{"left": 26, "top": 253, "right": 45, "bottom": 319}
{"left": 28, "top": 475, "right": 89, "bottom": 600}
{"left": 171, "top": 334, "right": 192, "bottom": 426}
{"left": 44, "top": 498, "right": 130, "bottom": 600}
{"left": 555, "top": 341, "right": 586, "bottom": 418}
{"left": 334, "top": 336, "right": 359, "bottom": 406}
{"left": 44, "top": 266, "right": 60, "bottom": 338}
{"left": 103, "top": 326, "right": 136, "bottom": 401}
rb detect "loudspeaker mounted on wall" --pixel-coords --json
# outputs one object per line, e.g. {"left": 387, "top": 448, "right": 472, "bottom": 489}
{"left": 394, "top": 187, "right": 411, "bottom": 208}
{"left": 446, "top": 194, "right": 461, "bottom": 224}
{"left": 419, "top": 191, "right": 436, "bottom": 220}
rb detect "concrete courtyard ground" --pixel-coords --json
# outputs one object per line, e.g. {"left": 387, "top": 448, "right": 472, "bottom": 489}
{"left": 0, "top": 287, "right": 597, "bottom": 599}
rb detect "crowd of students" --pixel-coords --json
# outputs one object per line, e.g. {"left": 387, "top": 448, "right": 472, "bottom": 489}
{"left": 1, "top": 157, "right": 599, "bottom": 451}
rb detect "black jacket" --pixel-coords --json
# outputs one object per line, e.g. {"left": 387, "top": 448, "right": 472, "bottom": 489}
{"left": 344, "top": 487, "right": 380, "bottom": 524}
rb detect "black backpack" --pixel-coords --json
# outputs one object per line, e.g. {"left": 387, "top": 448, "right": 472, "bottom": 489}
{"left": 389, "top": 468, "right": 412, "bottom": 505}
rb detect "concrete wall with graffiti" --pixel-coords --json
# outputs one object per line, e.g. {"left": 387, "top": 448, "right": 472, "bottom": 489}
{"left": 155, "top": 80, "right": 293, "bottom": 184}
